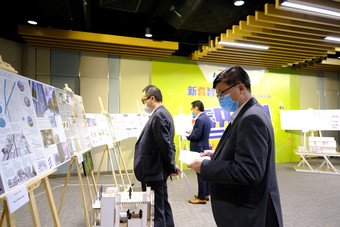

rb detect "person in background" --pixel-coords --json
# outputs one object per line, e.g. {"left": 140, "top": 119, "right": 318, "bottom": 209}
{"left": 186, "top": 100, "right": 212, "bottom": 204}
{"left": 134, "top": 85, "right": 181, "bottom": 227}
{"left": 188, "top": 66, "right": 283, "bottom": 227}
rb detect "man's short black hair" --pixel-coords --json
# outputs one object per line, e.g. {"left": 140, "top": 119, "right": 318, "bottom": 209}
{"left": 213, "top": 66, "right": 251, "bottom": 92}
{"left": 191, "top": 100, "right": 204, "bottom": 112}
{"left": 142, "top": 85, "right": 163, "bottom": 102}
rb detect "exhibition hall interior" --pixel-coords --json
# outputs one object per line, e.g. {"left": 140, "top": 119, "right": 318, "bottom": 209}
{"left": 0, "top": 0, "right": 340, "bottom": 226}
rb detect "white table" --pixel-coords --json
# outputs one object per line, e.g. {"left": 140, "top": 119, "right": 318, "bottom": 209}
{"left": 295, "top": 151, "right": 340, "bottom": 175}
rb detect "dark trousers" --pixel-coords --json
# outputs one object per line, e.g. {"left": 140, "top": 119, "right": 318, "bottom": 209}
{"left": 142, "top": 179, "right": 174, "bottom": 227}
{"left": 197, "top": 172, "right": 210, "bottom": 200}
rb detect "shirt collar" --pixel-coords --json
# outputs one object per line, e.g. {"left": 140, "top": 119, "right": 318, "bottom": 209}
{"left": 230, "top": 99, "right": 250, "bottom": 124}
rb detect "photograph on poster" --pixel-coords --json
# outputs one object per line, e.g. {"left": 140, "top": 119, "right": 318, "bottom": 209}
{"left": 7, "top": 165, "right": 36, "bottom": 189}
{"left": 57, "top": 142, "right": 71, "bottom": 163}
{"left": 1, "top": 133, "right": 31, "bottom": 161}
{"left": 41, "top": 129, "right": 56, "bottom": 148}
{"left": 24, "top": 96, "right": 30, "bottom": 107}
{"left": 36, "top": 159, "right": 48, "bottom": 173}
{"left": 30, "top": 81, "right": 59, "bottom": 117}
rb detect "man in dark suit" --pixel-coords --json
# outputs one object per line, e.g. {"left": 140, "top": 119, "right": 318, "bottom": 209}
{"left": 134, "top": 85, "right": 180, "bottom": 227}
{"left": 186, "top": 100, "right": 212, "bottom": 204}
{"left": 188, "top": 66, "right": 283, "bottom": 227}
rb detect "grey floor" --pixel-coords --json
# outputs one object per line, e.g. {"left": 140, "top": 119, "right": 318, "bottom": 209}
{"left": 3, "top": 159, "right": 340, "bottom": 227}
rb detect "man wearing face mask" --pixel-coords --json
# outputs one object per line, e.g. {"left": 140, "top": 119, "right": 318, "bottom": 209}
{"left": 134, "top": 85, "right": 181, "bottom": 227}
{"left": 186, "top": 100, "right": 212, "bottom": 204}
{"left": 188, "top": 66, "right": 283, "bottom": 227}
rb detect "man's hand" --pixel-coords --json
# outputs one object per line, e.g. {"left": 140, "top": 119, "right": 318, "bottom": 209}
{"left": 201, "top": 149, "right": 214, "bottom": 157}
{"left": 188, "top": 157, "right": 205, "bottom": 173}
{"left": 171, "top": 165, "right": 181, "bottom": 176}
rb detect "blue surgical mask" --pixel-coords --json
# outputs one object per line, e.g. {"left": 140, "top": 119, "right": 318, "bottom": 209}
{"left": 191, "top": 112, "right": 197, "bottom": 118}
{"left": 219, "top": 94, "right": 238, "bottom": 112}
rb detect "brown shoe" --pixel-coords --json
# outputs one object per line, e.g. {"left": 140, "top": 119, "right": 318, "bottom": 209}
{"left": 188, "top": 198, "right": 206, "bottom": 204}
{"left": 194, "top": 195, "right": 210, "bottom": 201}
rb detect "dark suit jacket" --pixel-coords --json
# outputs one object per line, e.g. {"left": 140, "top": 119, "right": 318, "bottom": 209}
{"left": 134, "top": 105, "right": 176, "bottom": 182}
{"left": 201, "top": 98, "right": 283, "bottom": 227}
{"left": 187, "top": 112, "right": 212, "bottom": 152}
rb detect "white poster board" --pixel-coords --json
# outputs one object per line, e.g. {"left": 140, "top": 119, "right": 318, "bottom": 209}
{"left": 280, "top": 109, "right": 340, "bottom": 131}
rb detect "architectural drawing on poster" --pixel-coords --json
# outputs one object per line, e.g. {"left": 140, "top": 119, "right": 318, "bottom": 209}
{"left": 0, "top": 69, "right": 48, "bottom": 194}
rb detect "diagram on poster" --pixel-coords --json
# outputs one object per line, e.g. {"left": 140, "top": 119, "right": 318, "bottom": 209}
{"left": 29, "top": 80, "right": 69, "bottom": 168}
{"left": 54, "top": 89, "right": 92, "bottom": 157}
{"left": 0, "top": 69, "right": 47, "bottom": 194}
{"left": 86, "top": 113, "right": 113, "bottom": 148}
{"left": 107, "top": 113, "right": 149, "bottom": 142}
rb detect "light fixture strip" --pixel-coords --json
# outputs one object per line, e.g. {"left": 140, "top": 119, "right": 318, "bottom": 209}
{"left": 281, "top": 2, "right": 340, "bottom": 17}
{"left": 218, "top": 41, "right": 269, "bottom": 50}
{"left": 325, "top": 36, "right": 340, "bottom": 42}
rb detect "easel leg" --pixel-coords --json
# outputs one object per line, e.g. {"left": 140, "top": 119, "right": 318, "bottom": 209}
{"left": 95, "top": 145, "right": 108, "bottom": 183}
{"left": 28, "top": 189, "right": 41, "bottom": 227}
{"left": 107, "top": 147, "right": 118, "bottom": 187}
{"left": 112, "top": 144, "right": 126, "bottom": 189}
{"left": 91, "top": 171, "right": 98, "bottom": 196}
{"left": 75, "top": 157, "right": 91, "bottom": 227}
{"left": 0, "top": 199, "right": 16, "bottom": 227}
{"left": 116, "top": 142, "right": 132, "bottom": 187}
{"left": 58, "top": 157, "right": 75, "bottom": 214}
{"left": 85, "top": 176, "right": 93, "bottom": 205}
{"left": 42, "top": 177, "right": 61, "bottom": 227}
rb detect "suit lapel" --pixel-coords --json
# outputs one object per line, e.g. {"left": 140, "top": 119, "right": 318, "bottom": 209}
{"left": 212, "top": 123, "right": 232, "bottom": 159}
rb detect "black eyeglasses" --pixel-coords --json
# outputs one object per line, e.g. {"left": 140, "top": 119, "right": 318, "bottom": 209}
{"left": 216, "top": 83, "right": 240, "bottom": 98}
{"left": 141, "top": 95, "right": 153, "bottom": 104}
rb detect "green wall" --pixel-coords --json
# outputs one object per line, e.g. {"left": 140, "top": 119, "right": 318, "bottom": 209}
{"left": 151, "top": 56, "right": 301, "bottom": 163}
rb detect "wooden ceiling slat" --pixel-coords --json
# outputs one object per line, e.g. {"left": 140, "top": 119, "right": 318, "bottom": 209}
{"left": 19, "top": 25, "right": 178, "bottom": 58}
{"left": 204, "top": 48, "right": 313, "bottom": 61}
{"left": 220, "top": 35, "right": 331, "bottom": 54}
{"left": 235, "top": 25, "right": 336, "bottom": 49}
{"left": 248, "top": 16, "right": 340, "bottom": 36}
{"left": 265, "top": 4, "right": 340, "bottom": 26}
{"left": 23, "top": 38, "right": 175, "bottom": 54}
{"left": 255, "top": 12, "right": 340, "bottom": 33}
{"left": 196, "top": 47, "right": 313, "bottom": 63}
{"left": 239, "top": 21, "right": 328, "bottom": 41}
{"left": 195, "top": 59, "right": 280, "bottom": 68}
{"left": 197, "top": 54, "right": 300, "bottom": 65}
{"left": 190, "top": 1, "right": 340, "bottom": 71}
{"left": 28, "top": 43, "right": 171, "bottom": 58}
{"left": 214, "top": 44, "right": 326, "bottom": 58}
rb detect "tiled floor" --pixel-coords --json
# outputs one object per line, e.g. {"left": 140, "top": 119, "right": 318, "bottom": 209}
{"left": 3, "top": 160, "right": 340, "bottom": 227}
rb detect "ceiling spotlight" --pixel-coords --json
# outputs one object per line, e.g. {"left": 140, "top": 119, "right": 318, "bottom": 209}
{"left": 145, "top": 27, "right": 152, "bottom": 38}
{"left": 27, "top": 20, "right": 37, "bottom": 25}
{"left": 234, "top": 0, "right": 245, "bottom": 6}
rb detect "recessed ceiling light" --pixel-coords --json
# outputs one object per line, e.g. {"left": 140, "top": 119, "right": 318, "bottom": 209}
{"left": 145, "top": 27, "right": 152, "bottom": 38}
{"left": 27, "top": 20, "right": 37, "bottom": 25}
{"left": 218, "top": 41, "right": 269, "bottom": 50}
{"left": 234, "top": 0, "right": 244, "bottom": 6}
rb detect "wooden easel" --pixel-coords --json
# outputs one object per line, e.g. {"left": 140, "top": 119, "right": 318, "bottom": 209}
{"left": 0, "top": 169, "right": 61, "bottom": 227}
{"left": 57, "top": 155, "right": 91, "bottom": 227}
{"left": 97, "top": 97, "right": 132, "bottom": 191}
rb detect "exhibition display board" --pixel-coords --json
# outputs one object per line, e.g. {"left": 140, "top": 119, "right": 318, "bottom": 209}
{"left": 280, "top": 109, "right": 340, "bottom": 175}
{"left": 0, "top": 68, "right": 149, "bottom": 226}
